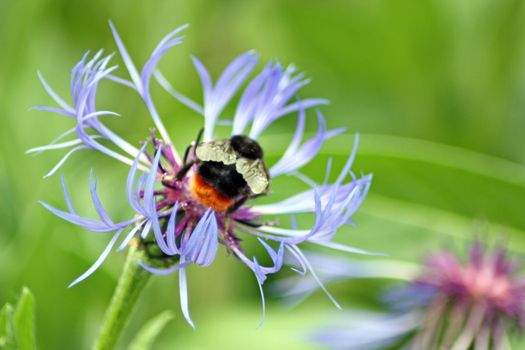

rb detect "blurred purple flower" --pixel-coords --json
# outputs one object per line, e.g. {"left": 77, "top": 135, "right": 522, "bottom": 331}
{"left": 32, "top": 22, "right": 373, "bottom": 327}
{"left": 285, "top": 242, "right": 525, "bottom": 349}
{"left": 407, "top": 241, "right": 525, "bottom": 349}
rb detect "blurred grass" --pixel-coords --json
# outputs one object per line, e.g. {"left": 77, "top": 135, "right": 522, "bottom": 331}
{"left": 1, "top": 0, "right": 525, "bottom": 349}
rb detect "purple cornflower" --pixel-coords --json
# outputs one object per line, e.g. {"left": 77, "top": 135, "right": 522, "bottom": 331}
{"left": 286, "top": 242, "right": 525, "bottom": 349}
{"left": 32, "top": 22, "right": 373, "bottom": 327}
{"left": 407, "top": 241, "right": 525, "bottom": 349}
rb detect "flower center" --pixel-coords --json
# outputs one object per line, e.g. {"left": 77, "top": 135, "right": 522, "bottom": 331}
{"left": 461, "top": 266, "right": 512, "bottom": 306}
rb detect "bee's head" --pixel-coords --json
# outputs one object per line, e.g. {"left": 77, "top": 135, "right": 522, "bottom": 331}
{"left": 230, "top": 135, "right": 263, "bottom": 160}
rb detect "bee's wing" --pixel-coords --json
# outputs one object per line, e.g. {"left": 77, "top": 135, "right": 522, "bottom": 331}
{"left": 196, "top": 140, "right": 237, "bottom": 165}
{"left": 236, "top": 158, "right": 269, "bottom": 194}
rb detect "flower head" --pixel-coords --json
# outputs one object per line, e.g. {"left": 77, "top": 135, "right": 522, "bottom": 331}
{"left": 32, "top": 22, "right": 373, "bottom": 327}
{"left": 406, "top": 241, "right": 525, "bottom": 349}
{"left": 288, "top": 242, "right": 525, "bottom": 349}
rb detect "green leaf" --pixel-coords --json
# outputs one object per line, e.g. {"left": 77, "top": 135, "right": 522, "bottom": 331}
{"left": 13, "top": 288, "right": 36, "bottom": 350}
{"left": 0, "top": 303, "right": 16, "bottom": 350}
{"left": 127, "top": 311, "right": 174, "bottom": 350}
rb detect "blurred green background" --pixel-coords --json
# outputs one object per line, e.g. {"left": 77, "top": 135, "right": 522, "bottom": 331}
{"left": 2, "top": 0, "right": 525, "bottom": 349}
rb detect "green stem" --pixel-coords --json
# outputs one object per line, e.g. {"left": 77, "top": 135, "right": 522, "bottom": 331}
{"left": 91, "top": 246, "right": 152, "bottom": 350}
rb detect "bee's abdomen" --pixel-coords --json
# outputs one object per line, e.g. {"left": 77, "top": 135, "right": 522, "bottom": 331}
{"left": 191, "top": 172, "right": 236, "bottom": 212}
{"left": 191, "top": 161, "right": 247, "bottom": 212}
{"left": 197, "top": 161, "right": 247, "bottom": 198}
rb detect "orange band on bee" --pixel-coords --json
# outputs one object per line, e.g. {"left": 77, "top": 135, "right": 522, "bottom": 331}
{"left": 191, "top": 173, "right": 235, "bottom": 212}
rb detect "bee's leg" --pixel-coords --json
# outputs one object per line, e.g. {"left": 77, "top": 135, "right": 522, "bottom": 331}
{"left": 182, "top": 144, "right": 192, "bottom": 165}
{"left": 176, "top": 160, "right": 197, "bottom": 180}
{"left": 235, "top": 218, "right": 261, "bottom": 228}
{"left": 227, "top": 191, "right": 269, "bottom": 214}
{"left": 227, "top": 196, "right": 249, "bottom": 214}
{"left": 177, "top": 128, "right": 204, "bottom": 180}
{"left": 249, "top": 192, "right": 268, "bottom": 200}
{"left": 194, "top": 127, "right": 204, "bottom": 146}
{"left": 161, "top": 177, "right": 178, "bottom": 190}
{"left": 183, "top": 128, "right": 205, "bottom": 165}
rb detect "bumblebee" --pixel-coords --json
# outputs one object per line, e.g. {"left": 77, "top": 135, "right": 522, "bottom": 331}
{"left": 176, "top": 133, "right": 270, "bottom": 213}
